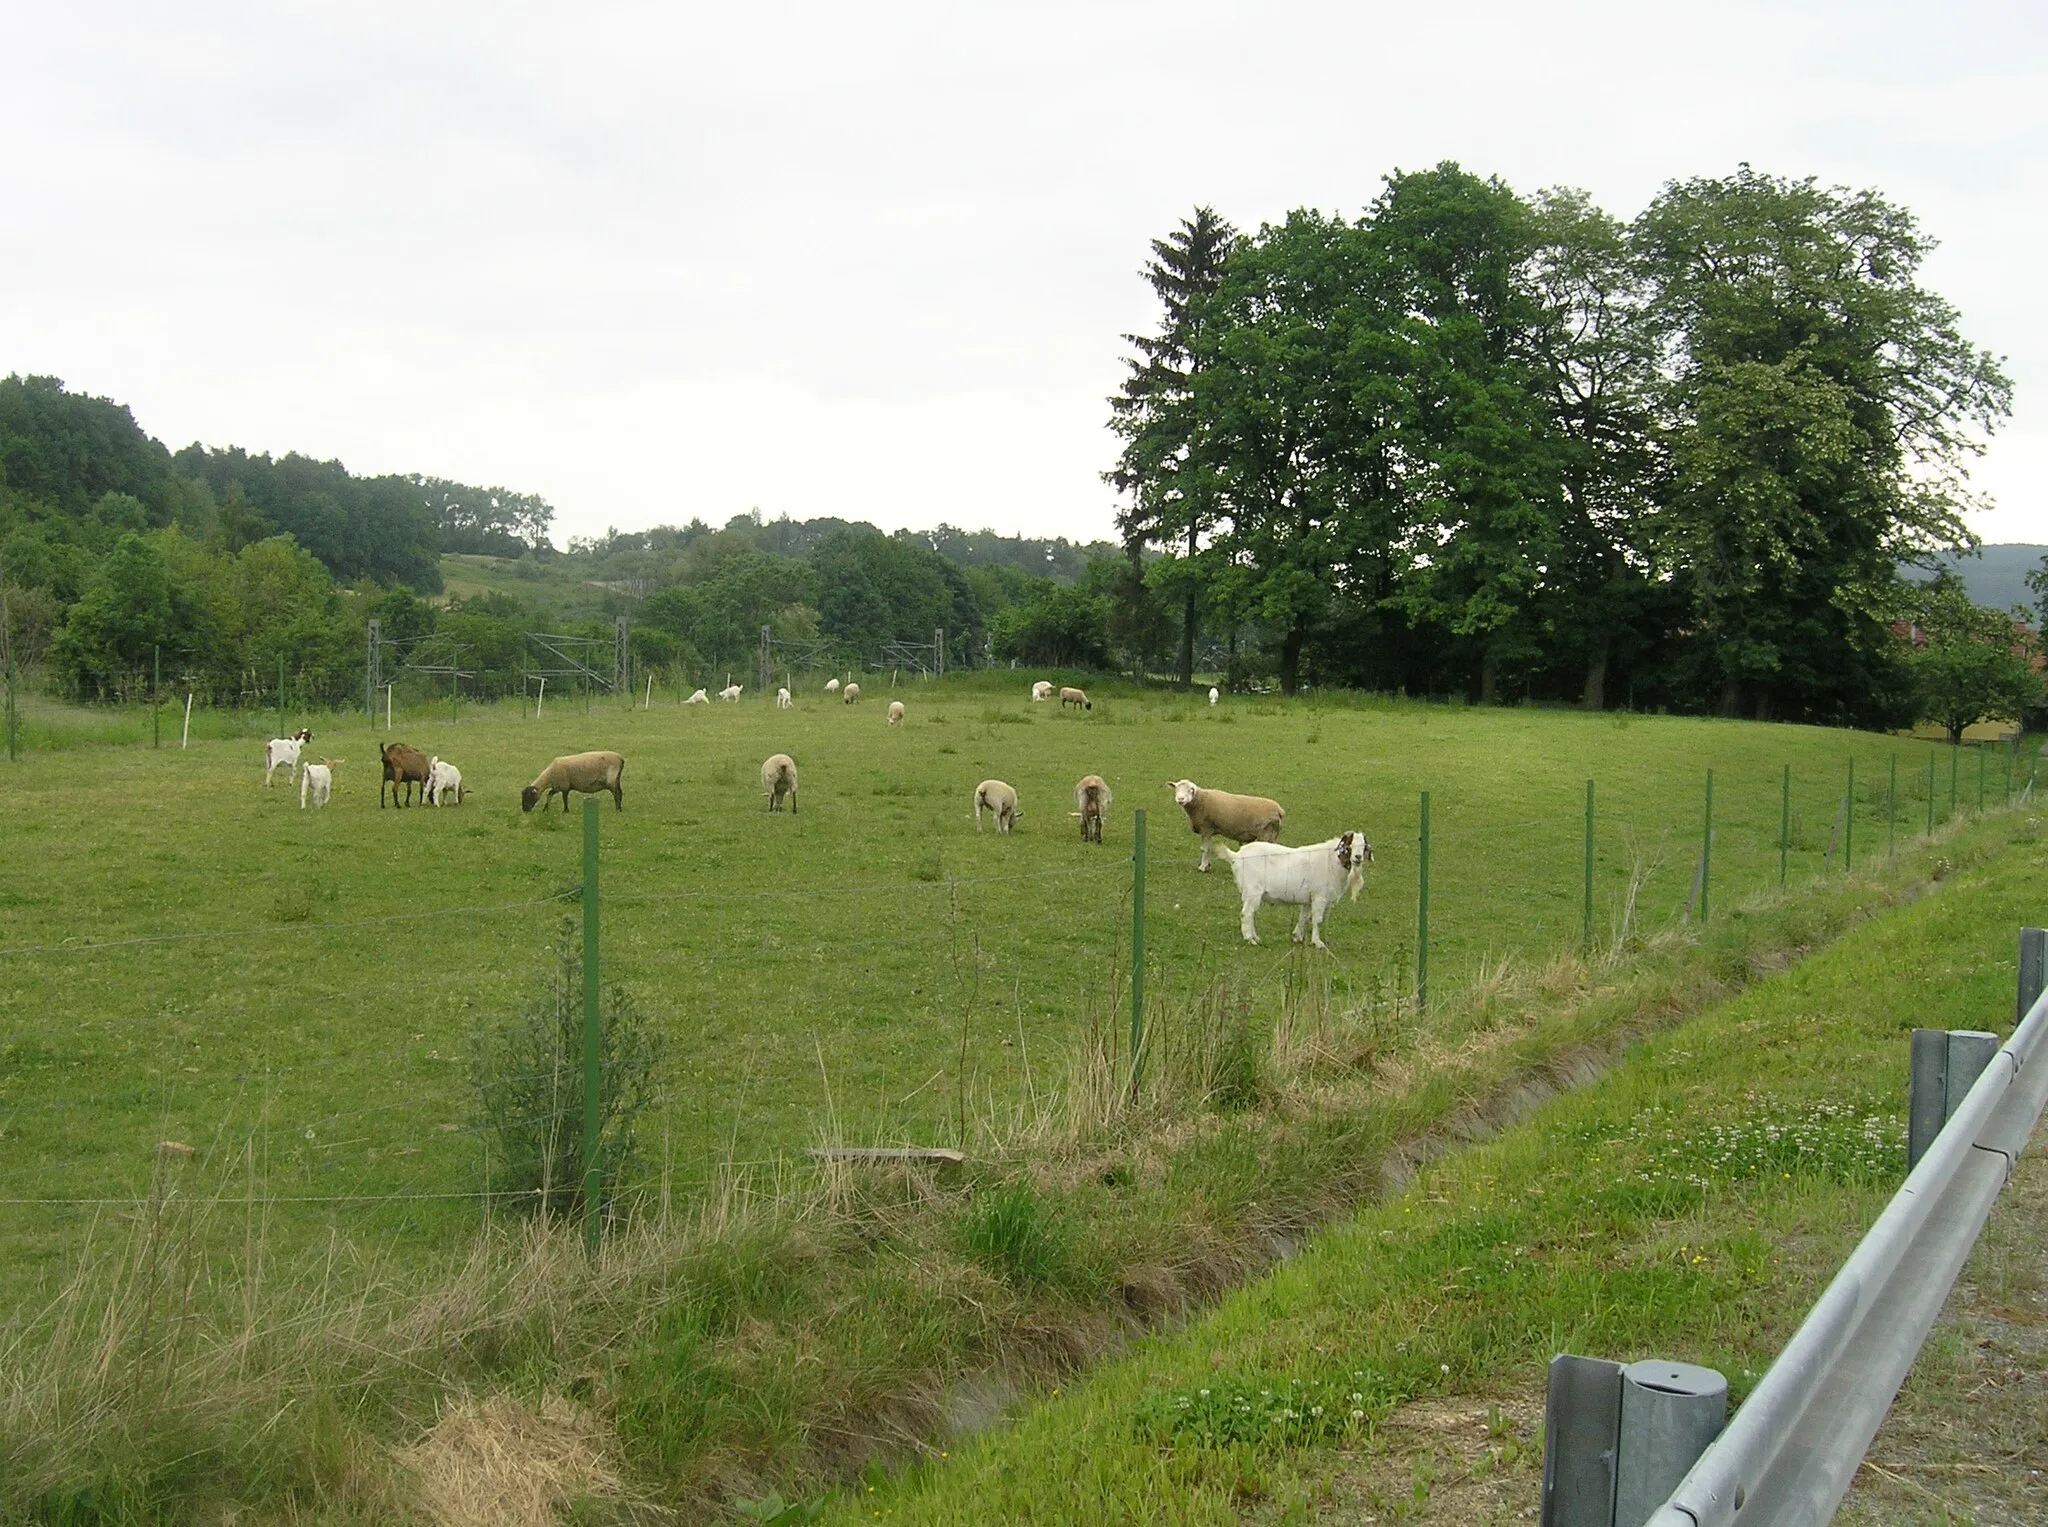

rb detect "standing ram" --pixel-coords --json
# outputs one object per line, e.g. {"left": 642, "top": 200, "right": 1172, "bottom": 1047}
{"left": 1168, "top": 779, "right": 1286, "bottom": 870}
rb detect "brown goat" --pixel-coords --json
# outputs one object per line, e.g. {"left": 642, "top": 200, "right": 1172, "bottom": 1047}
{"left": 380, "top": 741, "right": 432, "bottom": 808}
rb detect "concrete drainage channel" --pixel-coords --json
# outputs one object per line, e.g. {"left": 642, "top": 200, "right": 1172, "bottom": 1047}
{"left": 1541, "top": 926, "right": 2048, "bottom": 1527}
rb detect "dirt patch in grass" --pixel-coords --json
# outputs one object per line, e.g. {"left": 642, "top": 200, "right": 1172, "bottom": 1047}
{"left": 1258, "top": 1395, "right": 1545, "bottom": 1524}
{"left": 1838, "top": 1144, "right": 2048, "bottom": 1526}
{"left": 397, "top": 1391, "right": 628, "bottom": 1527}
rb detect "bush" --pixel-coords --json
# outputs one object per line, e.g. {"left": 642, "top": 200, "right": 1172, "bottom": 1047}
{"left": 470, "top": 922, "right": 664, "bottom": 1218}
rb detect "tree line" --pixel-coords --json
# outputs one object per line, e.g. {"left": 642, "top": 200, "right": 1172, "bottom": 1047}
{"left": 1106, "top": 163, "right": 2032, "bottom": 732}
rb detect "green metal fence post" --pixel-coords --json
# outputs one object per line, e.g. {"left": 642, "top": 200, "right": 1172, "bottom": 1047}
{"left": 1417, "top": 791, "right": 1431, "bottom": 1009}
{"left": 1978, "top": 745, "right": 1985, "bottom": 813}
{"left": 1950, "top": 745, "right": 1958, "bottom": 820}
{"left": 2006, "top": 739, "right": 2014, "bottom": 806}
{"left": 1888, "top": 754, "right": 1897, "bottom": 856}
{"left": 1130, "top": 808, "right": 1147, "bottom": 1099}
{"left": 1700, "top": 769, "right": 1714, "bottom": 922}
{"left": 1582, "top": 779, "right": 1595, "bottom": 956}
{"left": 582, "top": 798, "right": 602, "bottom": 1249}
{"left": 1845, "top": 758, "right": 1854, "bottom": 872}
{"left": 4, "top": 647, "right": 15, "bottom": 763}
{"left": 276, "top": 652, "right": 285, "bottom": 739}
{"left": 1928, "top": 752, "right": 1936, "bottom": 836}
{"left": 1780, "top": 764, "right": 1790, "bottom": 887}
{"left": 153, "top": 645, "right": 161, "bottom": 750}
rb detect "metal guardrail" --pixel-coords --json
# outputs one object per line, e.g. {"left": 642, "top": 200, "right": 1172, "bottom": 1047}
{"left": 1643, "top": 927, "right": 2048, "bottom": 1526}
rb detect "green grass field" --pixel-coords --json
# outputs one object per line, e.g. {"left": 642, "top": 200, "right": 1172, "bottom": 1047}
{"left": 0, "top": 681, "right": 2020, "bottom": 1303}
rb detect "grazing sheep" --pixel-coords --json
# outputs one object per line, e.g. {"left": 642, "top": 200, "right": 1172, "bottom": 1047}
{"left": 1209, "top": 687, "right": 1220, "bottom": 706}
{"left": 825, "top": 678, "right": 841, "bottom": 693}
{"left": 522, "top": 751, "right": 626, "bottom": 813}
{"left": 263, "top": 728, "right": 313, "bottom": 787}
{"left": 1168, "top": 778, "right": 1286, "bottom": 871}
{"left": 299, "top": 759, "right": 339, "bottom": 810}
{"left": 1074, "top": 774, "right": 1112, "bottom": 844}
{"left": 685, "top": 688, "right": 710, "bottom": 704}
{"left": 1059, "top": 686, "right": 1091, "bottom": 711}
{"left": 887, "top": 700, "right": 905, "bottom": 726}
{"left": 425, "top": 757, "right": 465, "bottom": 806}
{"left": 843, "top": 682, "right": 861, "bottom": 705}
{"left": 1031, "top": 680, "right": 1054, "bottom": 702}
{"left": 718, "top": 683, "right": 743, "bottom": 702}
{"left": 1218, "top": 832, "right": 1372, "bottom": 949}
{"left": 776, "top": 687, "right": 793, "bottom": 710}
{"left": 973, "top": 779, "right": 1020, "bottom": 833}
{"left": 380, "top": 742, "right": 432, "bottom": 808}
{"left": 761, "top": 752, "right": 799, "bottom": 813}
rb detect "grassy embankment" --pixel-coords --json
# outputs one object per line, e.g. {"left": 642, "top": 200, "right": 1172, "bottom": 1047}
{"left": 0, "top": 687, "right": 2036, "bottom": 1521}
{"left": 818, "top": 798, "right": 2047, "bottom": 1525}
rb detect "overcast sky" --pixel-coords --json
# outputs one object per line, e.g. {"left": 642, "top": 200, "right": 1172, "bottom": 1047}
{"left": 5, "top": 2, "right": 2044, "bottom": 549}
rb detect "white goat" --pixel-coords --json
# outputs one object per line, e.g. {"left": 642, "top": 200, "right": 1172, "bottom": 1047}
{"left": 825, "top": 678, "right": 841, "bottom": 693}
{"left": 1209, "top": 686, "right": 1220, "bottom": 706}
{"left": 1218, "top": 832, "right": 1372, "bottom": 949}
{"left": 718, "top": 683, "right": 744, "bottom": 702}
{"left": 299, "top": 759, "right": 338, "bottom": 810}
{"left": 263, "top": 728, "right": 312, "bottom": 787}
{"left": 425, "top": 757, "right": 465, "bottom": 806}
{"left": 776, "top": 687, "right": 793, "bottom": 709}
{"left": 685, "top": 688, "right": 710, "bottom": 704}
{"left": 1031, "top": 680, "right": 1054, "bottom": 702}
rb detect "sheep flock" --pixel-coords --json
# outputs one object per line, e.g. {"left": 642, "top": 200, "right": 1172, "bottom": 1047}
{"left": 257, "top": 674, "right": 1369, "bottom": 948}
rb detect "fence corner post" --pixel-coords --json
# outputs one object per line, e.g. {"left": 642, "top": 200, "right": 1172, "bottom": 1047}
{"left": 582, "top": 796, "right": 602, "bottom": 1248}
{"left": 1129, "top": 807, "right": 1147, "bottom": 1099}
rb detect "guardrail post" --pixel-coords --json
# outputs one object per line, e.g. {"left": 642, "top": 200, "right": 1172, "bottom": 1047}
{"left": 2020, "top": 927, "right": 2046, "bottom": 1023}
{"left": 1614, "top": 1361, "right": 1727, "bottom": 1527}
{"left": 1542, "top": 1355, "right": 1622, "bottom": 1527}
{"left": 1908, "top": 1027, "right": 2001, "bottom": 1169}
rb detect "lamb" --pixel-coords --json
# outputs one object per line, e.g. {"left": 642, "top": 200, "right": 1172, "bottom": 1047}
{"left": 776, "top": 687, "right": 793, "bottom": 710}
{"left": 1059, "top": 686, "right": 1091, "bottom": 711}
{"left": 1031, "top": 680, "right": 1054, "bottom": 702}
{"left": 1209, "top": 687, "right": 1220, "bottom": 706}
{"left": 1168, "top": 778, "right": 1286, "bottom": 871}
{"left": 1218, "top": 832, "right": 1372, "bottom": 949}
{"left": 522, "top": 751, "right": 626, "bottom": 813}
{"left": 843, "top": 682, "right": 861, "bottom": 704}
{"left": 887, "top": 701, "right": 905, "bottom": 726}
{"left": 825, "top": 678, "right": 841, "bottom": 693}
{"left": 973, "top": 779, "right": 1020, "bottom": 833}
{"left": 761, "top": 752, "right": 799, "bottom": 813}
{"left": 263, "top": 728, "right": 313, "bottom": 787}
{"left": 718, "top": 683, "right": 744, "bottom": 702}
{"left": 380, "top": 742, "right": 432, "bottom": 808}
{"left": 685, "top": 688, "right": 710, "bottom": 705}
{"left": 425, "top": 757, "right": 465, "bottom": 806}
{"left": 299, "top": 758, "right": 339, "bottom": 810}
{"left": 1074, "top": 774, "right": 1111, "bottom": 844}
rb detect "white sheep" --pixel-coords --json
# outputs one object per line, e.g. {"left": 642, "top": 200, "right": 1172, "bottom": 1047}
{"left": 1209, "top": 686, "right": 1220, "bottom": 706}
{"left": 425, "top": 757, "right": 465, "bottom": 806}
{"left": 1218, "top": 832, "right": 1372, "bottom": 948}
{"left": 299, "top": 758, "right": 338, "bottom": 810}
{"left": 1169, "top": 779, "right": 1286, "bottom": 871}
{"left": 685, "top": 688, "right": 710, "bottom": 705}
{"left": 718, "top": 683, "right": 744, "bottom": 702}
{"left": 973, "top": 779, "right": 1020, "bottom": 833}
{"left": 761, "top": 752, "right": 799, "bottom": 813}
{"left": 776, "top": 687, "right": 793, "bottom": 710}
{"left": 1074, "top": 774, "right": 1111, "bottom": 844}
{"left": 522, "top": 751, "right": 626, "bottom": 813}
{"left": 843, "top": 682, "right": 861, "bottom": 704}
{"left": 1059, "top": 686, "right": 1091, "bottom": 711}
{"left": 887, "top": 700, "right": 905, "bottom": 726}
{"left": 825, "top": 678, "right": 841, "bottom": 693}
{"left": 1031, "top": 680, "right": 1054, "bottom": 702}
{"left": 263, "top": 728, "right": 312, "bottom": 787}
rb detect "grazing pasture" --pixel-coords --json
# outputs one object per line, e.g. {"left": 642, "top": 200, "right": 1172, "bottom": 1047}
{"left": 0, "top": 678, "right": 2003, "bottom": 1304}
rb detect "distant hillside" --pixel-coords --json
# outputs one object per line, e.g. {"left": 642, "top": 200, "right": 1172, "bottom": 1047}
{"left": 1908, "top": 544, "right": 2046, "bottom": 614}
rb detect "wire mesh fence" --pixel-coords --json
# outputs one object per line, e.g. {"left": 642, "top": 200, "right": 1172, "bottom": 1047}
{"left": 0, "top": 733, "right": 2033, "bottom": 1297}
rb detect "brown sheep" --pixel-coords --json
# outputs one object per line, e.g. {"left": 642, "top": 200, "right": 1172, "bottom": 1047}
{"left": 522, "top": 752, "right": 626, "bottom": 813}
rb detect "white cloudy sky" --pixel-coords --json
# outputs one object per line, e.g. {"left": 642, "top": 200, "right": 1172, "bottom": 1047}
{"left": 4, "top": 2, "right": 2044, "bottom": 547}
